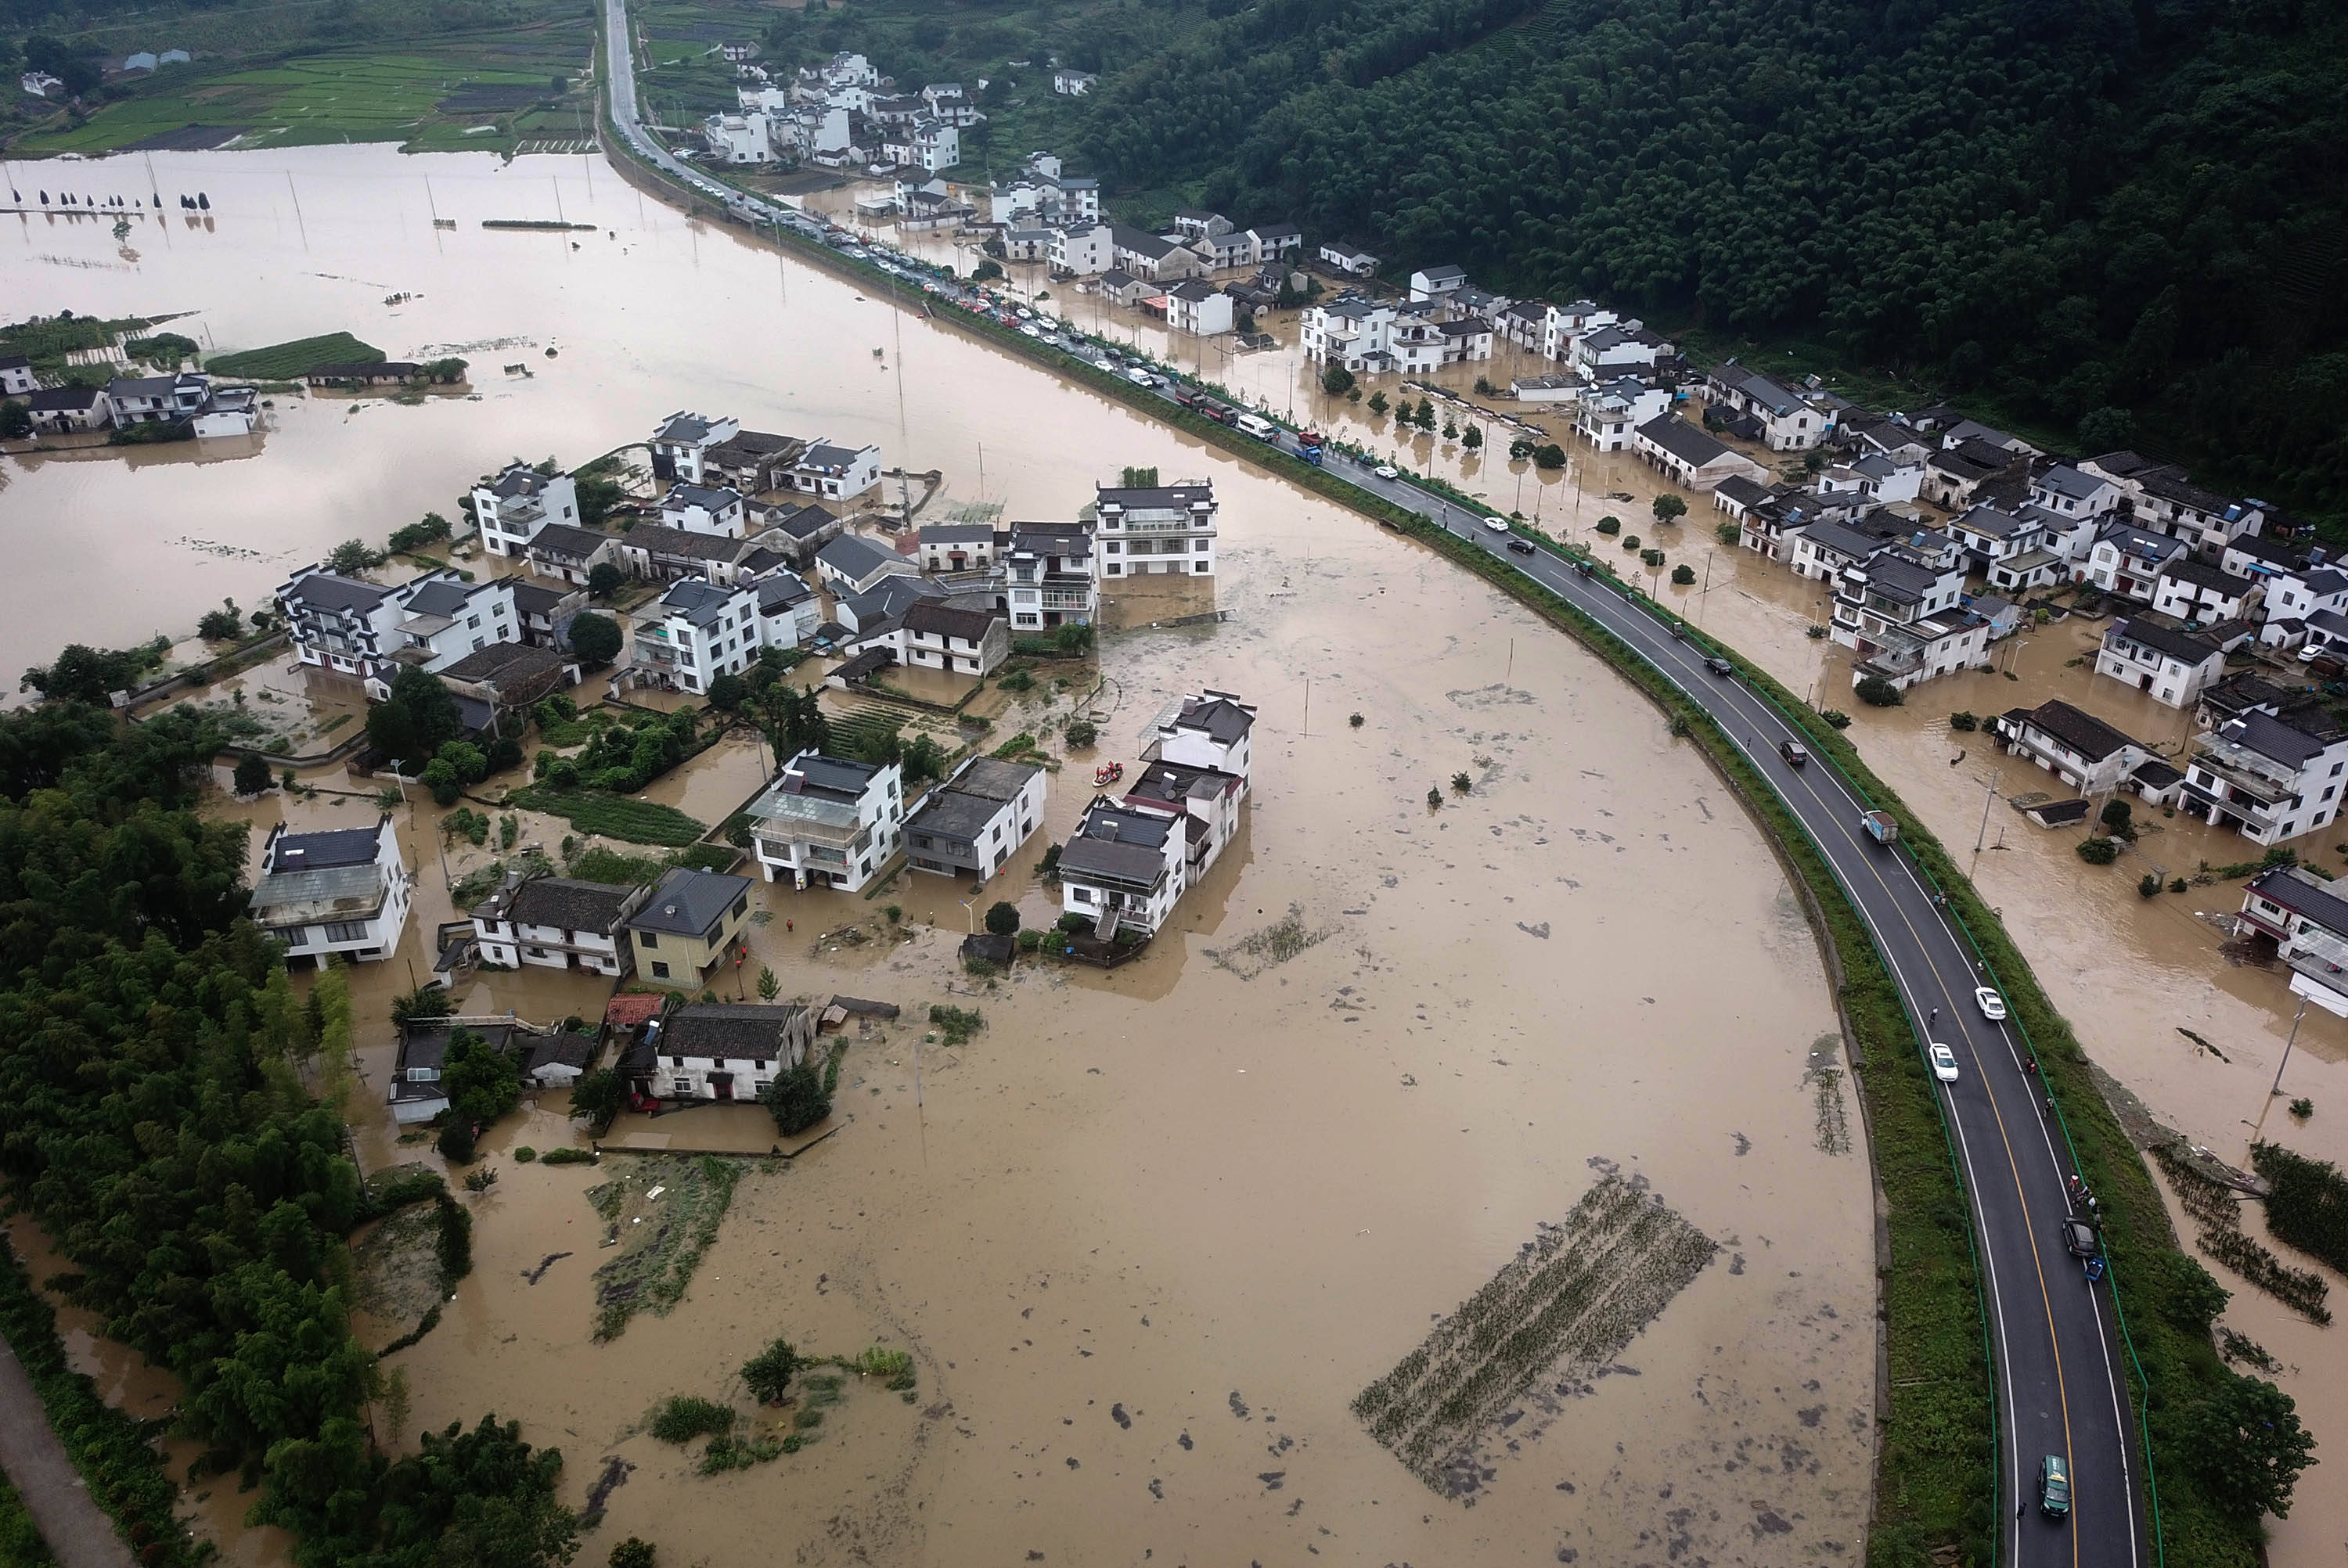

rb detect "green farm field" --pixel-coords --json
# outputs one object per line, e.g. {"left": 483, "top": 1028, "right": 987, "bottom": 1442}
{"left": 13, "top": 24, "right": 596, "bottom": 156}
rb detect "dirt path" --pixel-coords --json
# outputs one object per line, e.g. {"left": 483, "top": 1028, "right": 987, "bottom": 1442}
{"left": 0, "top": 1336, "right": 135, "bottom": 1568}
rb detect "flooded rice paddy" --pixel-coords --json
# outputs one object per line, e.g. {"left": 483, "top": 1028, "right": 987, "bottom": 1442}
{"left": 4, "top": 138, "right": 2341, "bottom": 1560}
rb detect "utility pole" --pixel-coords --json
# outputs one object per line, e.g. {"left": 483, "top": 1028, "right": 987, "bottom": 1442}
{"left": 1973, "top": 768, "right": 2002, "bottom": 854}
{"left": 2271, "top": 995, "right": 2309, "bottom": 1099}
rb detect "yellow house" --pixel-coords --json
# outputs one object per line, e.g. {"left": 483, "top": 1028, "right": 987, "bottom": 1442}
{"left": 623, "top": 867, "right": 754, "bottom": 986}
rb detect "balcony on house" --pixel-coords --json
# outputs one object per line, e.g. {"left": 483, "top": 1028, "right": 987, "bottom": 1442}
{"left": 748, "top": 788, "right": 870, "bottom": 865}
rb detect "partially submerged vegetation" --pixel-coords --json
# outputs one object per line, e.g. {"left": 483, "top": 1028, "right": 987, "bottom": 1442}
{"left": 2152, "top": 1142, "right": 2329, "bottom": 1325}
{"left": 207, "top": 332, "right": 384, "bottom": 379}
{"left": 586, "top": 1155, "right": 748, "bottom": 1340}
{"left": 1353, "top": 1170, "right": 1715, "bottom": 1495}
{"left": 2249, "top": 1143, "right": 2348, "bottom": 1278}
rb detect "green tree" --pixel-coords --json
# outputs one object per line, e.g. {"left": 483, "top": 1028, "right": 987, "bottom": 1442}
{"left": 323, "top": 538, "right": 384, "bottom": 576}
{"left": 2182, "top": 1372, "right": 2317, "bottom": 1523}
{"left": 1507, "top": 437, "right": 1535, "bottom": 462}
{"left": 1461, "top": 425, "right": 1482, "bottom": 451}
{"left": 705, "top": 673, "right": 748, "bottom": 711}
{"left": 570, "top": 1068, "right": 624, "bottom": 1133}
{"left": 2078, "top": 405, "right": 2136, "bottom": 452}
{"left": 198, "top": 599, "right": 245, "bottom": 640}
{"left": 441, "top": 1029, "right": 521, "bottom": 1126}
{"left": 0, "top": 401, "right": 31, "bottom": 440}
{"left": 1413, "top": 398, "right": 1437, "bottom": 430}
{"left": 1652, "top": 493, "right": 1687, "bottom": 523}
{"left": 1594, "top": 516, "right": 1621, "bottom": 535}
{"left": 1671, "top": 563, "right": 1696, "bottom": 584}
{"left": 985, "top": 901, "right": 1021, "bottom": 936}
{"left": 1532, "top": 443, "right": 1567, "bottom": 469}
{"left": 1320, "top": 365, "right": 1356, "bottom": 395}
{"left": 233, "top": 753, "right": 274, "bottom": 796}
{"left": 757, "top": 966, "right": 780, "bottom": 1002}
{"left": 1854, "top": 675, "right": 1903, "bottom": 707}
{"left": 567, "top": 611, "right": 622, "bottom": 668}
{"left": 1367, "top": 390, "right": 1389, "bottom": 415}
{"left": 759, "top": 1063, "right": 831, "bottom": 1135}
{"left": 2100, "top": 798, "right": 2134, "bottom": 836}
{"left": 2076, "top": 836, "right": 2120, "bottom": 865}
{"left": 610, "top": 1541, "right": 657, "bottom": 1568}
{"left": 740, "top": 1340, "right": 802, "bottom": 1404}
{"left": 586, "top": 561, "right": 625, "bottom": 599}
{"left": 369, "top": 666, "right": 464, "bottom": 770}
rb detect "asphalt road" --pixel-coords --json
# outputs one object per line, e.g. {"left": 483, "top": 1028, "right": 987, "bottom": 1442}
{"left": 599, "top": 8, "right": 2145, "bottom": 1559}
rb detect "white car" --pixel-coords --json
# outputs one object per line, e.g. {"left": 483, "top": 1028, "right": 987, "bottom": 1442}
{"left": 1929, "top": 1043, "right": 1961, "bottom": 1083}
{"left": 1374, "top": 464, "right": 1399, "bottom": 480}
{"left": 1482, "top": 516, "right": 1510, "bottom": 533}
{"left": 1974, "top": 987, "right": 2008, "bottom": 1021}
{"left": 1127, "top": 369, "right": 1158, "bottom": 387}
{"left": 1020, "top": 324, "right": 1043, "bottom": 338}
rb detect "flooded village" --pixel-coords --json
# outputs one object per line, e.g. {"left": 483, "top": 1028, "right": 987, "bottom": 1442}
{"left": 1, "top": 131, "right": 2343, "bottom": 1568}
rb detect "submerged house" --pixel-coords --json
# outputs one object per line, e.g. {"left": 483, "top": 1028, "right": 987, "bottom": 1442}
{"left": 250, "top": 817, "right": 411, "bottom": 967}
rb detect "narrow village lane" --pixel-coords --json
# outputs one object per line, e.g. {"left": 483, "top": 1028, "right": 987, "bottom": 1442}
{"left": 0, "top": 1337, "right": 136, "bottom": 1568}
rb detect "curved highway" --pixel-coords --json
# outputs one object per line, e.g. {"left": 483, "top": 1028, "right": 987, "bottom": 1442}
{"left": 600, "top": 6, "right": 2144, "bottom": 1559}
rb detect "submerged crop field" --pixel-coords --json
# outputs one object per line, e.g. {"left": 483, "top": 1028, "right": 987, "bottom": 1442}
{"left": 1352, "top": 1167, "right": 1718, "bottom": 1496}
{"left": 13, "top": 25, "right": 595, "bottom": 156}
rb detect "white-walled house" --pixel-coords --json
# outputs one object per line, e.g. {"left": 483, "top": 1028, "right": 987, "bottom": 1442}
{"left": 2152, "top": 559, "right": 2261, "bottom": 626}
{"left": 1318, "top": 242, "right": 1379, "bottom": 275}
{"left": 1829, "top": 546, "right": 1987, "bottom": 691}
{"left": 2096, "top": 617, "right": 2227, "bottom": 708}
{"left": 1632, "top": 415, "right": 1770, "bottom": 492}
{"left": 2182, "top": 710, "right": 2348, "bottom": 847}
{"left": 660, "top": 483, "right": 750, "bottom": 538}
{"left": 278, "top": 566, "right": 517, "bottom": 695}
{"left": 873, "top": 599, "right": 1008, "bottom": 678}
{"left": 526, "top": 524, "right": 621, "bottom": 588}
{"left": 1050, "top": 221, "right": 1115, "bottom": 275}
{"left": 470, "top": 874, "right": 653, "bottom": 976}
{"left": 904, "top": 756, "right": 1047, "bottom": 879}
{"left": 1058, "top": 800, "right": 1186, "bottom": 938}
{"left": 2082, "top": 521, "right": 2188, "bottom": 599}
{"left": 703, "top": 112, "right": 774, "bottom": 164}
{"left": 1003, "top": 520, "right": 1097, "bottom": 628}
{"left": 2260, "top": 566, "right": 2348, "bottom": 649}
{"left": 1149, "top": 689, "right": 1255, "bottom": 796}
{"left": 472, "top": 462, "right": 581, "bottom": 558}
{"left": 250, "top": 817, "right": 411, "bottom": 967}
{"left": 918, "top": 522, "right": 998, "bottom": 572}
{"left": 1409, "top": 264, "right": 1468, "bottom": 300}
{"left": 1704, "top": 360, "right": 1839, "bottom": 451}
{"left": 747, "top": 751, "right": 906, "bottom": 892}
{"left": 651, "top": 411, "right": 740, "bottom": 484}
{"left": 632, "top": 577, "right": 762, "bottom": 695}
{"left": 814, "top": 534, "right": 919, "bottom": 596}
{"left": 1166, "top": 279, "right": 1234, "bottom": 336}
{"left": 754, "top": 569, "right": 820, "bottom": 648}
{"left": 1991, "top": 699, "right": 2155, "bottom": 795}
{"left": 1094, "top": 480, "right": 1215, "bottom": 577}
{"left": 646, "top": 1004, "right": 816, "bottom": 1102}
{"left": 2028, "top": 465, "right": 2123, "bottom": 533}
{"left": 787, "top": 441, "right": 881, "bottom": 501}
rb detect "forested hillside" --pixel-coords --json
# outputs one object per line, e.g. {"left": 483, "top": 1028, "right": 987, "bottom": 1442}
{"left": 1067, "top": 0, "right": 2346, "bottom": 519}
{"left": 830, "top": 0, "right": 2341, "bottom": 523}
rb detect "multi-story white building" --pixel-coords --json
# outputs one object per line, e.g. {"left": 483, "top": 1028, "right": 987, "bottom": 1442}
{"left": 2081, "top": 451, "right": 2267, "bottom": 558}
{"left": 702, "top": 112, "right": 774, "bottom": 164}
{"left": 2183, "top": 709, "right": 2348, "bottom": 846}
{"left": 660, "top": 482, "right": 750, "bottom": 538}
{"left": 1991, "top": 699, "right": 2156, "bottom": 796}
{"left": 2096, "top": 617, "right": 2228, "bottom": 708}
{"left": 754, "top": 568, "right": 820, "bottom": 649}
{"left": 1299, "top": 294, "right": 1475, "bottom": 373}
{"left": 1093, "top": 480, "right": 1215, "bottom": 578}
{"left": 1573, "top": 376, "right": 1669, "bottom": 451}
{"left": 747, "top": 751, "right": 906, "bottom": 891}
{"left": 2259, "top": 565, "right": 2348, "bottom": 650}
{"left": 470, "top": 874, "right": 653, "bottom": 976}
{"left": 646, "top": 1004, "right": 816, "bottom": 1103}
{"left": 1572, "top": 322, "right": 1673, "bottom": 376}
{"left": 250, "top": 816, "right": 412, "bottom": 967}
{"left": 1829, "top": 545, "right": 1988, "bottom": 692}
{"left": 1166, "top": 279, "right": 1235, "bottom": 336}
{"left": 904, "top": 756, "right": 1047, "bottom": 879}
{"left": 1704, "top": 360, "right": 1839, "bottom": 451}
{"left": 650, "top": 410, "right": 740, "bottom": 484}
{"left": 278, "top": 566, "right": 517, "bottom": 696}
{"left": 1002, "top": 520, "right": 1096, "bottom": 629}
{"left": 472, "top": 462, "right": 581, "bottom": 558}
{"left": 2081, "top": 520, "right": 2188, "bottom": 599}
{"left": 786, "top": 441, "right": 881, "bottom": 501}
{"left": 2152, "top": 559, "right": 2261, "bottom": 626}
{"left": 1540, "top": 300, "right": 1612, "bottom": 361}
{"left": 1050, "top": 221, "right": 1115, "bottom": 275}
{"left": 881, "top": 115, "right": 959, "bottom": 171}
{"left": 877, "top": 599, "right": 1008, "bottom": 678}
{"left": 1059, "top": 690, "right": 1255, "bottom": 940}
{"left": 632, "top": 577, "right": 762, "bottom": 695}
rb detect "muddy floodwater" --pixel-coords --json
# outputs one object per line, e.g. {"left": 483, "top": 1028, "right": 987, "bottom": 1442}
{"left": 6, "top": 146, "right": 1878, "bottom": 1566}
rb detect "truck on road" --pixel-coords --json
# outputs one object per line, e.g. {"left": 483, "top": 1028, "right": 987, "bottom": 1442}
{"left": 1860, "top": 809, "right": 1900, "bottom": 846}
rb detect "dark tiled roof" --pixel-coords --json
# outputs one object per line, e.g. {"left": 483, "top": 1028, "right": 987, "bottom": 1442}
{"left": 2220, "top": 710, "right": 2331, "bottom": 769}
{"left": 286, "top": 572, "right": 391, "bottom": 613}
{"left": 625, "top": 867, "right": 751, "bottom": 937}
{"left": 524, "top": 1032, "right": 600, "bottom": 1075}
{"left": 902, "top": 600, "right": 997, "bottom": 642}
{"left": 631, "top": 524, "right": 756, "bottom": 563}
{"left": 436, "top": 642, "right": 568, "bottom": 683}
{"left": 529, "top": 523, "right": 614, "bottom": 560}
{"left": 2248, "top": 865, "right": 2348, "bottom": 937}
{"left": 662, "top": 1002, "right": 808, "bottom": 1062}
{"left": 2108, "top": 617, "right": 2221, "bottom": 667}
{"left": 950, "top": 757, "right": 1042, "bottom": 801}
{"left": 2019, "top": 699, "right": 2139, "bottom": 763}
{"left": 1635, "top": 415, "right": 1731, "bottom": 468}
{"left": 499, "top": 876, "right": 640, "bottom": 933}
{"left": 785, "top": 753, "right": 882, "bottom": 799}
{"left": 1174, "top": 695, "right": 1254, "bottom": 743}
{"left": 906, "top": 786, "right": 1000, "bottom": 841}
{"left": 2161, "top": 557, "right": 2253, "bottom": 595}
